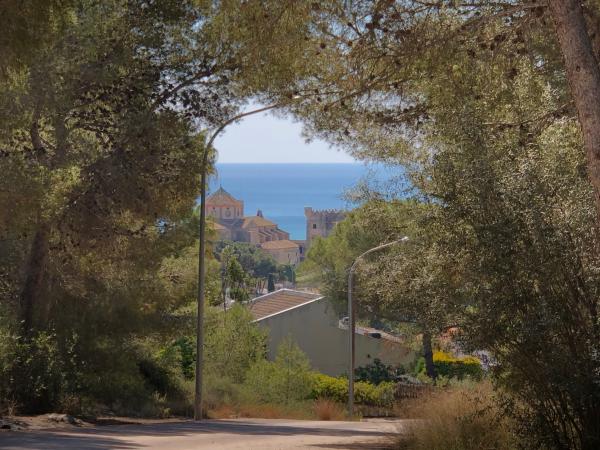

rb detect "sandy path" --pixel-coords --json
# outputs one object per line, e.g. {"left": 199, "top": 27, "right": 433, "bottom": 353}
{"left": 0, "top": 418, "right": 403, "bottom": 450}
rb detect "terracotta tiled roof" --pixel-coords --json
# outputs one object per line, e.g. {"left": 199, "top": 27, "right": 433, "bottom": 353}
{"left": 207, "top": 187, "right": 241, "bottom": 205}
{"left": 241, "top": 216, "right": 276, "bottom": 228}
{"left": 248, "top": 289, "right": 323, "bottom": 321}
{"left": 211, "top": 221, "right": 227, "bottom": 230}
{"left": 260, "top": 239, "right": 299, "bottom": 250}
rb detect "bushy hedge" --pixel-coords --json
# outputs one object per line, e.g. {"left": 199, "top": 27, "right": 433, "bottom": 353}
{"left": 242, "top": 337, "right": 313, "bottom": 405}
{"left": 355, "top": 358, "right": 405, "bottom": 384}
{"left": 310, "top": 373, "right": 395, "bottom": 407}
{"left": 0, "top": 331, "right": 68, "bottom": 413}
{"left": 310, "top": 374, "right": 347, "bottom": 403}
{"left": 432, "top": 351, "right": 483, "bottom": 380}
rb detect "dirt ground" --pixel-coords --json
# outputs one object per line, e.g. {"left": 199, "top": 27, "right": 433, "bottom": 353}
{"left": 0, "top": 416, "right": 402, "bottom": 449}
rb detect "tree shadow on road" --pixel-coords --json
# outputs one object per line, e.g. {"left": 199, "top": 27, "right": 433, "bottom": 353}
{"left": 310, "top": 440, "right": 395, "bottom": 450}
{"left": 71, "top": 419, "right": 397, "bottom": 438}
{"left": 0, "top": 431, "right": 138, "bottom": 450}
{"left": 0, "top": 419, "right": 399, "bottom": 450}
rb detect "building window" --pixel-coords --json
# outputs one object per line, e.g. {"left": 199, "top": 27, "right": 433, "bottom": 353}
{"left": 312, "top": 224, "right": 317, "bottom": 229}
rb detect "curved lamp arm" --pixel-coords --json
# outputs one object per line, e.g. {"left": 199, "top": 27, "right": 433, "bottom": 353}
{"left": 347, "top": 236, "right": 409, "bottom": 416}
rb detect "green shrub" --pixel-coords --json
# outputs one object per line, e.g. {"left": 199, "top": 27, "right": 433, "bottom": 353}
{"left": 356, "top": 381, "right": 395, "bottom": 407}
{"left": 138, "top": 358, "right": 182, "bottom": 397}
{"left": 170, "top": 337, "right": 195, "bottom": 380}
{"left": 0, "top": 330, "right": 71, "bottom": 413}
{"left": 415, "top": 352, "right": 483, "bottom": 381}
{"left": 311, "top": 374, "right": 348, "bottom": 403}
{"left": 309, "top": 373, "right": 395, "bottom": 407}
{"left": 355, "top": 358, "right": 405, "bottom": 384}
{"left": 242, "top": 337, "right": 313, "bottom": 405}
{"left": 204, "top": 375, "right": 242, "bottom": 411}
{"left": 204, "top": 305, "right": 267, "bottom": 383}
{"left": 432, "top": 351, "right": 483, "bottom": 380}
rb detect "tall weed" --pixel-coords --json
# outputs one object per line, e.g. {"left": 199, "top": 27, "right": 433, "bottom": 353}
{"left": 394, "top": 382, "right": 516, "bottom": 450}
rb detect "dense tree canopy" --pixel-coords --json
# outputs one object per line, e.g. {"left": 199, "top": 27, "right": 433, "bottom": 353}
{"left": 231, "top": 1, "right": 600, "bottom": 447}
{"left": 3, "top": 2, "right": 600, "bottom": 447}
{"left": 0, "top": 0, "right": 248, "bottom": 414}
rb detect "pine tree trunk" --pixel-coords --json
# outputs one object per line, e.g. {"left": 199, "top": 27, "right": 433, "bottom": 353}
{"left": 422, "top": 330, "right": 437, "bottom": 380}
{"left": 20, "top": 224, "right": 50, "bottom": 333}
{"left": 548, "top": 6, "right": 600, "bottom": 446}
{"left": 548, "top": 0, "right": 600, "bottom": 216}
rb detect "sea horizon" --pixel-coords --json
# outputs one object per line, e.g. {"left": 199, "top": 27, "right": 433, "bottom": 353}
{"left": 215, "top": 161, "right": 360, "bottom": 164}
{"left": 202, "top": 162, "right": 404, "bottom": 240}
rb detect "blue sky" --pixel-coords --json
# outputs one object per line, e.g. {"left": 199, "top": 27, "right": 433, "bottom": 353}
{"left": 213, "top": 110, "right": 356, "bottom": 163}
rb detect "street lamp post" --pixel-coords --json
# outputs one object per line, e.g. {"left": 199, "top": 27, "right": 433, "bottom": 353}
{"left": 347, "top": 236, "right": 409, "bottom": 417}
{"left": 194, "top": 101, "right": 299, "bottom": 420}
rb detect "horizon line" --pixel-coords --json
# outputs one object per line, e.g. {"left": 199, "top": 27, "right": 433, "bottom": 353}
{"left": 215, "top": 161, "right": 361, "bottom": 164}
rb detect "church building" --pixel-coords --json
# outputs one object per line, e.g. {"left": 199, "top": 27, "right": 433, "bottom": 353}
{"left": 206, "top": 187, "right": 301, "bottom": 264}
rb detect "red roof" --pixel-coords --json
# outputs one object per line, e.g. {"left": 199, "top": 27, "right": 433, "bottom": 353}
{"left": 248, "top": 289, "right": 323, "bottom": 321}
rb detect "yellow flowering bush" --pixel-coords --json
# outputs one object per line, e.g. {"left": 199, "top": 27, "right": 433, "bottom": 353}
{"left": 432, "top": 351, "right": 483, "bottom": 380}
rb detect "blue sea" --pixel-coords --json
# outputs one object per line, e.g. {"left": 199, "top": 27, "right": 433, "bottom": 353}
{"left": 207, "top": 163, "right": 406, "bottom": 240}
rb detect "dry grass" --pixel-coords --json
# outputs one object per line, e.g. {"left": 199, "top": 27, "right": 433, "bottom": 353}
{"left": 209, "top": 399, "right": 347, "bottom": 421}
{"left": 236, "top": 403, "right": 312, "bottom": 419}
{"left": 208, "top": 404, "right": 238, "bottom": 419}
{"left": 313, "top": 399, "right": 346, "bottom": 421}
{"left": 209, "top": 402, "right": 312, "bottom": 420}
{"left": 393, "top": 381, "right": 516, "bottom": 450}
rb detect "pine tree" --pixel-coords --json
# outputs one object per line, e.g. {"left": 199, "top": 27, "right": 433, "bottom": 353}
{"left": 267, "top": 274, "right": 276, "bottom": 293}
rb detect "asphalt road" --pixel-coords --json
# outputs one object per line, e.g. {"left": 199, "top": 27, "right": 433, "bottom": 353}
{"left": 0, "top": 418, "right": 402, "bottom": 450}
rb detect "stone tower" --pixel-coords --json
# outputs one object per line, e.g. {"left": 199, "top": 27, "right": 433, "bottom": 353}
{"left": 304, "top": 207, "right": 346, "bottom": 248}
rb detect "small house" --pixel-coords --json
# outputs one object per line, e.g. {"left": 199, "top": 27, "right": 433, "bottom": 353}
{"left": 247, "top": 289, "right": 415, "bottom": 376}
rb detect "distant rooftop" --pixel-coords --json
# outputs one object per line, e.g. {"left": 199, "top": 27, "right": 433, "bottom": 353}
{"left": 241, "top": 216, "right": 277, "bottom": 228}
{"left": 260, "top": 239, "right": 299, "bottom": 250}
{"left": 248, "top": 289, "right": 323, "bottom": 321}
{"left": 247, "top": 289, "right": 405, "bottom": 344}
{"left": 207, "top": 186, "right": 241, "bottom": 205}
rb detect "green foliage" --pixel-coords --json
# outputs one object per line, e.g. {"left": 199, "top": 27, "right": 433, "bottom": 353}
{"left": 432, "top": 352, "right": 483, "bottom": 381}
{"left": 0, "top": 0, "right": 249, "bottom": 414}
{"left": 203, "top": 305, "right": 267, "bottom": 384}
{"left": 216, "top": 241, "right": 278, "bottom": 279}
{"left": 354, "top": 381, "right": 395, "bottom": 408}
{"left": 267, "top": 273, "right": 275, "bottom": 292}
{"left": 310, "top": 373, "right": 395, "bottom": 408}
{"left": 3, "top": 4, "right": 600, "bottom": 447}
{"left": 278, "top": 264, "right": 295, "bottom": 283}
{"left": 226, "top": 257, "right": 250, "bottom": 302}
{"left": 159, "top": 240, "right": 223, "bottom": 309}
{"left": 239, "top": 1, "right": 600, "bottom": 446}
{"left": 203, "top": 374, "right": 242, "bottom": 412}
{"left": 171, "top": 338, "right": 195, "bottom": 380}
{"left": 416, "top": 352, "right": 483, "bottom": 382}
{"left": 241, "top": 339, "right": 395, "bottom": 408}
{"left": 310, "top": 374, "right": 348, "bottom": 403}
{"left": 355, "top": 358, "right": 405, "bottom": 385}
{"left": 0, "top": 0, "right": 75, "bottom": 77}
{"left": 242, "top": 337, "right": 312, "bottom": 405}
{"left": 216, "top": 242, "right": 280, "bottom": 301}
{"left": 0, "top": 331, "right": 68, "bottom": 413}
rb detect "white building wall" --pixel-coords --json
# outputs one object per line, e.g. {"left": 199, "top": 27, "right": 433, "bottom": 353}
{"left": 256, "top": 298, "right": 414, "bottom": 376}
